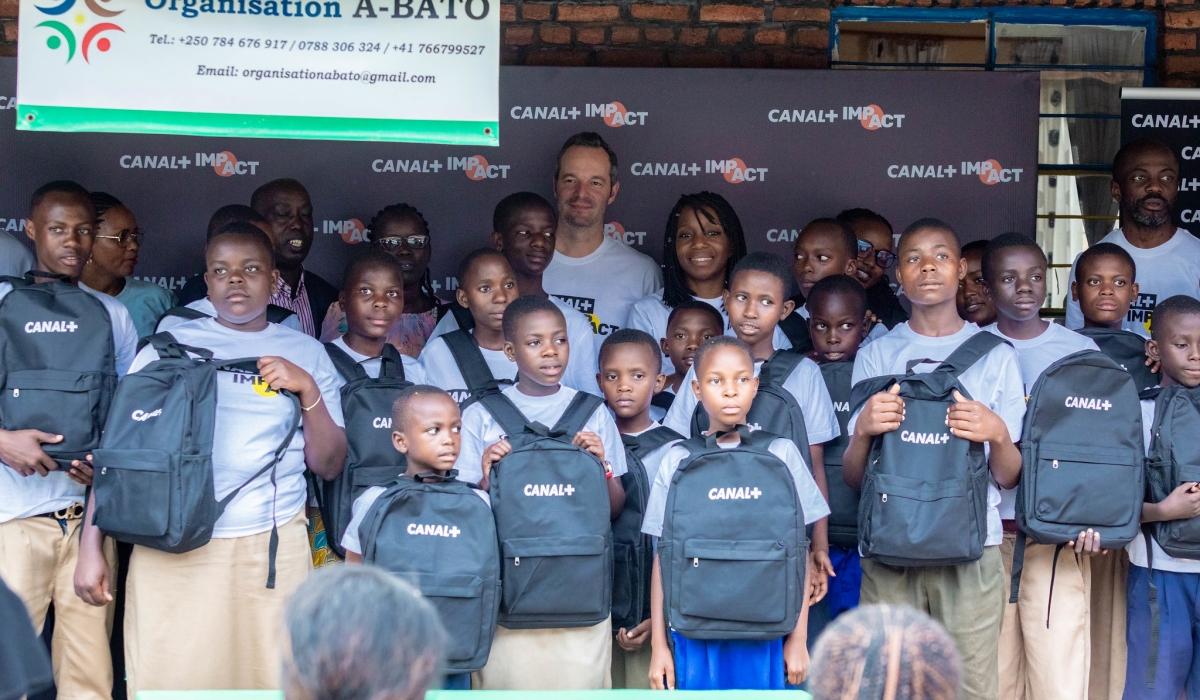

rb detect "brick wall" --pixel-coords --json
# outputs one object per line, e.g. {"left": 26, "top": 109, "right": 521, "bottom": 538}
{"left": 1, "top": 1, "right": 1197, "bottom": 85}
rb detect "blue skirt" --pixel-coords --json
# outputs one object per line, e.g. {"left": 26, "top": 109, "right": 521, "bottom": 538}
{"left": 671, "top": 632, "right": 792, "bottom": 690}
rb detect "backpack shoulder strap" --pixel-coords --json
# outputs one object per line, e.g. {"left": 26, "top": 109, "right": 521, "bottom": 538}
{"left": 266, "top": 304, "right": 296, "bottom": 324}
{"left": 1139, "top": 386, "right": 1163, "bottom": 402}
{"left": 476, "top": 391, "right": 532, "bottom": 439}
{"left": 163, "top": 305, "right": 208, "bottom": 321}
{"left": 937, "top": 331, "right": 1007, "bottom": 379}
{"left": 442, "top": 329, "right": 497, "bottom": 394}
{"left": 138, "top": 332, "right": 214, "bottom": 360}
{"left": 379, "top": 343, "right": 407, "bottom": 381}
{"left": 323, "top": 342, "right": 368, "bottom": 382}
{"left": 776, "top": 313, "right": 813, "bottom": 354}
{"left": 760, "top": 349, "right": 805, "bottom": 388}
{"left": 551, "top": 392, "right": 605, "bottom": 438}
{"left": 650, "top": 391, "right": 676, "bottom": 411}
{"left": 850, "top": 375, "right": 901, "bottom": 414}
{"left": 633, "top": 426, "right": 684, "bottom": 457}
{"left": 449, "top": 303, "right": 476, "bottom": 332}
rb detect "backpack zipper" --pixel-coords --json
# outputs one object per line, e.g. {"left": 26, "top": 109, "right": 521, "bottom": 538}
{"left": 513, "top": 557, "right": 520, "bottom": 566}
{"left": 1053, "top": 459, "right": 1059, "bottom": 469}
{"left": 693, "top": 558, "right": 699, "bottom": 567}
{"left": 882, "top": 494, "right": 888, "bottom": 503}
{"left": 11, "top": 389, "right": 17, "bottom": 398}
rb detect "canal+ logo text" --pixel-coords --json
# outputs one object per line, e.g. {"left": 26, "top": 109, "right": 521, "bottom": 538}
{"left": 119, "top": 150, "right": 259, "bottom": 176}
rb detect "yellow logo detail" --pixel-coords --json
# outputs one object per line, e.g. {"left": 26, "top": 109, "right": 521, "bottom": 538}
{"left": 252, "top": 377, "right": 278, "bottom": 397}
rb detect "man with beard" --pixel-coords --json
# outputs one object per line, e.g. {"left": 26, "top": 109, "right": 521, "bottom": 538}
{"left": 249, "top": 178, "right": 339, "bottom": 337}
{"left": 1065, "top": 138, "right": 1200, "bottom": 334}
{"left": 542, "top": 132, "right": 662, "bottom": 337}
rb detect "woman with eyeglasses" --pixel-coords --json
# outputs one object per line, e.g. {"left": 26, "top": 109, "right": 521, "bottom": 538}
{"left": 835, "top": 208, "right": 908, "bottom": 331}
{"left": 319, "top": 203, "right": 446, "bottom": 357}
{"left": 81, "top": 192, "right": 176, "bottom": 338}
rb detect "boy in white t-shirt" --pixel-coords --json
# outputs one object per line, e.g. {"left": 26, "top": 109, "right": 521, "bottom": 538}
{"left": 76, "top": 223, "right": 348, "bottom": 695}
{"left": 0, "top": 181, "right": 137, "bottom": 700}
{"left": 653, "top": 300, "right": 723, "bottom": 418}
{"left": 844, "top": 219, "right": 1026, "bottom": 700}
{"left": 458, "top": 295, "right": 627, "bottom": 690}
{"left": 327, "top": 251, "right": 425, "bottom": 382}
{"left": 978, "top": 234, "right": 1101, "bottom": 700}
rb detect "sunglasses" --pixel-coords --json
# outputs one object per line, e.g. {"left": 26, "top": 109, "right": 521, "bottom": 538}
{"left": 857, "top": 239, "right": 896, "bottom": 269}
{"left": 374, "top": 234, "right": 430, "bottom": 250}
{"left": 94, "top": 229, "right": 146, "bottom": 247}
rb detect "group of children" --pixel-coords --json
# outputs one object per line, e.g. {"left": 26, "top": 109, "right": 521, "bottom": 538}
{"left": 4, "top": 175, "right": 1200, "bottom": 700}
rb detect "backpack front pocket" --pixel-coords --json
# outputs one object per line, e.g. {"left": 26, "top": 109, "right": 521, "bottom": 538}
{"left": 1, "top": 370, "right": 105, "bottom": 455}
{"left": 867, "top": 474, "right": 973, "bottom": 561}
{"left": 92, "top": 448, "right": 172, "bottom": 538}
{"left": 1032, "top": 444, "right": 1140, "bottom": 527}
{"left": 678, "top": 539, "right": 788, "bottom": 624}
{"left": 409, "top": 572, "right": 486, "bottom": 663}
{"left": 501, "top": 535, "right": 607, "bottom": 616}
{"left": 1166, "top": 465, "right": 1200, "bottom": 548}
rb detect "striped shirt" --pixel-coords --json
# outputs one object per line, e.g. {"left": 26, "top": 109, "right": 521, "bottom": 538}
{"left": 270, "top": 272, "right": 316, "bottom": 337}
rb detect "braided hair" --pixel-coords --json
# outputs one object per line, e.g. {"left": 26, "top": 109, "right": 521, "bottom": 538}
{"left": 88, "top": 191, "right": 124, "bottom": 222}
{"left": 810, "top": 604, "right": 962, "bottom": 700}
{"left": 367, "top": 203, "right": 438, "bottom": 304}
{"left": 661, "top": 192, "right": 748, "bottom": 309}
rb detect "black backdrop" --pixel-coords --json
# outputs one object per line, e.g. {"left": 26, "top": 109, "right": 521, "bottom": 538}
{"left": 1, "top": 58, "right": 1039, "bottom": 296}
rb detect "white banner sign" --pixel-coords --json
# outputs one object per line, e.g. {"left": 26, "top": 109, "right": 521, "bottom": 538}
{"left": 17, "top": 0, "right": 498, "bottom": 144}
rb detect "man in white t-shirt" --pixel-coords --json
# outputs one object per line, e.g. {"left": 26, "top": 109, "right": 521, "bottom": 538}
{"left": 1066, "top": 138, "right": 1200, "bottom": 334}
{"left": 542, "top": 132, "right": 663, "bottom": 336}
{"left": 0, "top": 181, "right": 138, "bottom": 700}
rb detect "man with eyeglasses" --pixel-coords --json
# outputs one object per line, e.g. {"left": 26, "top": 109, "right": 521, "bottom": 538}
{"left": 836, "top": 208, "right": 909, "bottom": 330}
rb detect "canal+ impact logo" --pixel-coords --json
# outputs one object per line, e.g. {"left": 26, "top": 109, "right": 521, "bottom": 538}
{"left": 35, "top": 0, "right": 125, "bottom": 63}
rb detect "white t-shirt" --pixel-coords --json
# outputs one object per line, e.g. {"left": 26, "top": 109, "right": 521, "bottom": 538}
{"left": 1066, "top": 228, "right": 1200, "bottom": 334}
{"left": 0, "top": 282, "right": 138, "bottom": 523}
{"left": 340, "top": 476, "right": 491, "bottom": 556}
{"left": 983, "top": 322, "right": 1098, "bottom": 520}
{"left": 849, "top": 321, "right": 1026, "bottom": 547}
{"left": 795, "top": 302, "right": 888, "bottom": 345}
{"left": 640, "top": 436, "right": 830, "bottom": 538}
{"left": 328, "top": 336, "right": 425, "bottom": 383}
{"left": 420, "top": 332, "right": 519, "bottom": 405}
{"left": 543, "top": 236, "right": 663, "bottom": 336}
{"left": 1128, "top": 397, "right": 1200, "bottom": 573}
{"left": 454, "top": 384, "right": 627, "bottom": 486}
{"left": 425, "top": 298, "right": 600, "bottom": 396}
{"left": 156, "top": 297, "right": 303, "bottom": 333}
{"left": 0, "top": 232, "right": 34, "bottom": 279}
{"left": 127, "top": 318, "right": 345, "bottom": 538}
{"left": 662, "top": 354, "right": 840, "bottom": 447}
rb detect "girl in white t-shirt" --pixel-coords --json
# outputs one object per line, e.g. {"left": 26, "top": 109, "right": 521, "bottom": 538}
{"left": 76, "top": 223, "right": 348, "bottom": 695}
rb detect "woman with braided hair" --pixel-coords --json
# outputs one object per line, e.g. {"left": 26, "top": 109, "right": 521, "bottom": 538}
{"left": 810, "top": 604, "right": 963, "bottom": 700}
{"left": 319, "top": 202, "right": 446, "bottom": 357}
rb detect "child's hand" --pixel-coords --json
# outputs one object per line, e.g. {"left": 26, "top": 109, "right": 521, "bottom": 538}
{"left": 616, "top": 620, "right": 651, "bottom": 652}
{"left": 258, "top": 356, "right": 319, "bottom": 402}
{"left": 573, "top": 430, "right": 607, "bottom": 466}
{"left": 783, "top": 629, "right": 810, "bottom": 686}
{"left": 0, "top": 429, "right": 63, "bottom": 476}
{"left": 481, "top": 439, "right": 512, "bottom": 481}
{"left": 1158, "top": 482, "right": 1200, "bottom": 522}
{"left": 649, "top": 644, "right": 676, "bottom": 690}
{"left": 808, "top": 550, "right": 834, "bottom": 605}
{"left": 855, "top": 384, "right": 904, "bottom": 437}
{"left": 74, "top": 542, "right": 113, "bottom": 607}
{"left": 1069, "top": 529, "right": 1107, "bottom": 556}
{"left": 1146, "top": 354, "right": 1161, "bottom": 375}
{"left": 68, "top": 455, "right": 94, "bottom": 486}
{"left": 947, "top": 391, "right": 1010, "bottom": 445}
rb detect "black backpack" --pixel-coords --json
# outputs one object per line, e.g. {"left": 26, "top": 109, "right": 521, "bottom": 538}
{"left": 0, "top": 273, "right": 117, "bottom": 466}
{"left": 92, "top": 333, "right": 300, "bottom": 587}
{"left": 819, "top": 361, "right": 858, "bottom": 550}
{"left": 1076, "top": 327, "right": 1159, "bottom": 393}
{"left": 316, "top": 342, "right": 411, "bottom": 558}
{"left": 157, "top": 303, "right": 297, "bottom": 328}
{"left": 690, "top": 350, "right": 813, "bottom": 466}
{"left": 650, "top": 391, "right": 676, "bottom": 413}
{"left": 777, "top": 307, "right": 814, "bottom": 355}
{"left": 850, "top": 332, "right": 1004, "bottom": 567}
{"left": 358, "top": 471, "right": 501, "bottom": 674}
{"left": 480, "top": 390, "right": 613, "bottom": 629}
{"left": 441, "top": 328, "right": 513, "bottom": 408}
{"left": 1010, "top": 350, "right": 1144, "bottom": 601}
{"left": 660, "top": 427, "right": 808, "bottom": 640}
{"left": 612, "top": 426, "right": 682, "bottom": 632}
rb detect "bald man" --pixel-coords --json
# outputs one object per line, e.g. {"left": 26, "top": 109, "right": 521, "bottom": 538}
{"left": 1065, "top": 138, "right": 1200, "bottom": 335}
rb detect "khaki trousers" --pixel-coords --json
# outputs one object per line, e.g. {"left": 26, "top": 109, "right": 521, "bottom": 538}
{"left": 125, "top": 513, "right": 311, "bottom": 696}
{"left": 861, "top": 545, "right": 1006, "bottom": 700}
{"left": 998, "top": 533, "right": 1091, "bottom": 700}
{"left": 1088, "top": 549, "right": 1129, "bottom": 700}
{"left": 473, "top": 618, "right": 613, "bottom": 690}
{"left": 611, "top": 638, "right": 652, "bottom": 689}
{"left": 0, "top": 513, "right": 116, "bottom": 700}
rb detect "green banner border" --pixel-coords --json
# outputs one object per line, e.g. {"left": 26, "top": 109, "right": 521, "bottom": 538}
{"left": 16, "top": 104, "right": 500, "bottom": 146}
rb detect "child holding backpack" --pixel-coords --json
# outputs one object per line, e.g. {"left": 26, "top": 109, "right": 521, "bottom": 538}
{"left": 457, "top": 294, "right": 627, "bottom": 689}
{"left": 0, "top": 180, "right": 138, "bottom": 700}
{"left": 76, "top": 223, "right": 347, "bottom": 695}
{"left": 644, "top": 336, "right": 828, "bottom": 689}
{"left": 597, "top": 329, "right": 683, "bottom": 688}
{"left": 844, "top": 219, "right": 1026, "bottom": 700}
{"left": 340, "top": 384, "right": 498, "bottom": 691}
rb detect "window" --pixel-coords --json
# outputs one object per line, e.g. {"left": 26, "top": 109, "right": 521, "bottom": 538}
{"left": 831, "top": 8, "right": 1156, "bottom": 310}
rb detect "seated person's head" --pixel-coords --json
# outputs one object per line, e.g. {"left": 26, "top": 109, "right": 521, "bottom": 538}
{"left": 204, "top": 221, "right": 277, "bottom": 326}
{"left": 810, "top": 604, "right": 962, "bottom": 700}
{"left": 26, "top": 180, "right": 96, "bottom": 280}
{"left": 793, "top": 218, "right": 857, "bottom": 298}
{"left": 980, "top": 233, "right": 1047, "bottom": 326}
{"left": 663, "top": 300, "right": 724, "bottom": 378}
{"left": 283, "top": 566, "right": 446, "bottom": 700}
{"left": 207, "top": 204, "right": 271, "bottom": 242}
{"left": 86, "top": 191, "right": 141, "bottom": 281}
{"left": 806, "top": 274, "right": 869, "bottom": 364}
{"left": 725, "top": 251, "right": 796, "bottom": 352}
{"left": 1072, "top": 242, "right": 1138, "bottom": 330}
{"left": 837, "top": 207, "right": 895, "bottom": 289}
{"left": 599, "top": 329, "right": 666, "bottom": 423}
{"left": 455, "top": 248, "right": 517, "bottom": 336}
{"left": 367, "top": 203, "right": 432, "bottom": 295}
{"left": 502, "top": 295, "right": 569, "bottom": 388}
{"left": 491, "top": 192, "right": 557, "bottom": 279}
{"left": 250, "top": 178, "right": 314, "bottom": 270}
{"left": 896, "top": 218, "right": 963, "bottom": 309}
{"left": 957, "top": 239, "right": 995, "bottom": 326}
{"left": 339, "top": 251, "right": 406, "bottom": 344}
{"left": 1148, "top": 295, "right": 1200, "bottom": 389}
{"left": 391, "top": 385, "right": 461, "bottom": 474}
{"left": 691, "top": 336, "right": 758, "bottom": 431}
